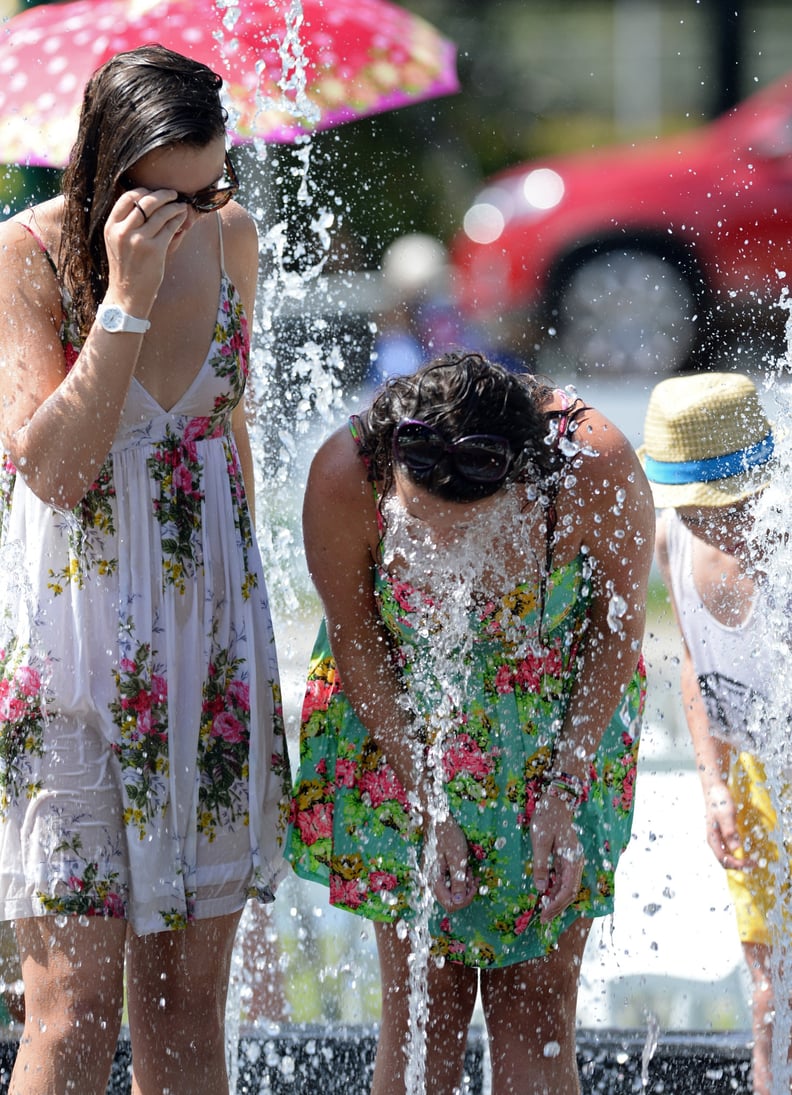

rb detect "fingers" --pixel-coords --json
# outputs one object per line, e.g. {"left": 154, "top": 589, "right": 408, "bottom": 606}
{"left": 432, "top": 862, "right": 477, "bottom": 913}
{"left": 119, "top": 189, "right": 187, "bottom": 237}
{"left": 103, "top": 189, "right": 188, "bottom": 314}
{"left": 530, "top": 797, "right": 584, "bottom": 923}
{"left": 706, "top": 795, "right": 753, "bottom": 870}
{"left": 427, "top": 817, "right": 478, "bottom": 913}
{"left": 538, "top": 848, "right": 584, "bottom": 924}
{"left": 708, "top": 823, "right": 753, "bottom": 871}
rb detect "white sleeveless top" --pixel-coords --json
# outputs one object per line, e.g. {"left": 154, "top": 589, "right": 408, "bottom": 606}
{"left": 664, "top": 509, "right": 772, "bottom": 751}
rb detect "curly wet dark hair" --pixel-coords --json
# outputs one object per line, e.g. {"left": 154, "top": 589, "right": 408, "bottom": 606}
{"left": 356, "top": 352, "right": 563, "bottom": 504}
{"left": 59, "top": 44, "right": 228, "bottom": 338}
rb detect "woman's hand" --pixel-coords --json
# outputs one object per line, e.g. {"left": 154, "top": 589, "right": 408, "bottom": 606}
{"left": 103, "top": 188, "right": 188, "bottom": 317}
{"left": 530, "top": 795, "right": 585, "bottom": 924}
{"left": 427, "top": 814, "right": 477, "bottom": 913}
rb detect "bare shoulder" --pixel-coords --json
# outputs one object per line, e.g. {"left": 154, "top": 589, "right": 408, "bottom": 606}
{"left": 0, "top": 201, "right": 63, "bottom": 320}
{"left": 306, "top": 425, "right": 371, "bottom": 508}
{"left": 219, "top": 201, "right": 257, "bottom": 256}
{"left": 3, "top": 197, "right": 63, "bottom": 250}
{"left": 303, "top": 423, "right": 380, "bottom": 574}
{"left": 219, "top": 200, "right": 258, "bottom": 308}
{"left": 552, "top": 398, "right": 656, "bottom": 565}
{"left": 566, "top": 403, "right": 649, "bottom": 499}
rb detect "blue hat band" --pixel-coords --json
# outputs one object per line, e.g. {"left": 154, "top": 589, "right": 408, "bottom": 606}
{"left": 644, "top": 432, "right": 774, "bottom": 485}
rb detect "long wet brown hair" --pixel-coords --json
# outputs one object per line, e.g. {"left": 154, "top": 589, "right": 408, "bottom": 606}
{"left": 59, "top": 44, "right": 228, "bottom": 338}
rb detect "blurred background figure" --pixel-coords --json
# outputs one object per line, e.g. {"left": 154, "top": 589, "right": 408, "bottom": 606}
{"left": 367, "top": 233, "right": 490, "bottom": 389}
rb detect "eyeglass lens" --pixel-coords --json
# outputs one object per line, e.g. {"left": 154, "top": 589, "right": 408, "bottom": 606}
{"left": 177, "top": 154, "right": 239, "bottom": 212}
{"left": 394, "top": 421, "right": 512, "bottom": 483}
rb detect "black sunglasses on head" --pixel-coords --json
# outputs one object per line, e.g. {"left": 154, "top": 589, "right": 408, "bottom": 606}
{"left": 392, "top": 419, "right": 514, "bottom": 484}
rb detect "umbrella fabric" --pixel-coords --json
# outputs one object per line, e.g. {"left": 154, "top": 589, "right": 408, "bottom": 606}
{"left": 0, "top": 0, "right": 459, "bottom": 167}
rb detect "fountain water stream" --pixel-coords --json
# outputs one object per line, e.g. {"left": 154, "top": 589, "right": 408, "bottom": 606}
{"left": 747, "top": 292, "right": 792, "bottom": 1095}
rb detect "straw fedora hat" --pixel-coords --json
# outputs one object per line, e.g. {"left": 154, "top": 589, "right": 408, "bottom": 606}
{"left": 638, "top": 372, "right": 774, "bottom": 509}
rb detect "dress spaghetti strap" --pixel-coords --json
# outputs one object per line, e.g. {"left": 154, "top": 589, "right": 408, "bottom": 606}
{"left": 17, "top": 221, "right": 59, "bottom": 280}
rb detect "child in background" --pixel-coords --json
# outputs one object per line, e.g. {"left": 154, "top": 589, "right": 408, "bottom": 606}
{"left": 640, "top": 372, "right": 778, "bottom": 1095}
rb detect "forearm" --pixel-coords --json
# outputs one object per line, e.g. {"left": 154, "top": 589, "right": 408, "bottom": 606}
{"left": 325, "top": 613, "right": 425, "bottom": 797}
{"left": 233, "top": 410, "right": 256, "bottom": 525}
{"left": 680, "top": 651, "right": 731, "bottom": 793}
{"left": 8, "top": 328, "right": 142, "bottom": 508}
{"left": 551, "top": 612, "right": 645, "bottom": 783}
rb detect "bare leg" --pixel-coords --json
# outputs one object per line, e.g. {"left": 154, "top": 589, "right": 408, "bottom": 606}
{"left": 743, "top": 941, "right": 772, "bottom": 1095}
{"left": 371, "top": 921, "right": 479, "bottom": 1095}
{"left": 10, "top": 916, "right": 127, "bottom": 1095}
{"left": 480, "top": 918, "right": 591, "bottom": 1095}
{"left": 235, "top": 903, "right": 288, "bottom": 1023}
{"left": 126, "top": 909, "right": 242, "bottom": 1095}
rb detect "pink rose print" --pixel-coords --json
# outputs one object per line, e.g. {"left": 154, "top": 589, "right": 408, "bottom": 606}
{"left": 369, "top": 871, "right": 398, "bottom": 892}
{"left": 443, "top": 733, "right": 493, "bottom": 781}
{"left": 330, "top": 875, "right": 365, "bottom": 909}
{"left": 358, "top": 766, "right": 408, "bottom": 809}
{"left": 514, "top": 908, "right": 535, "bottom": 935}
{"left": 301, "top": 677, "right": 340, "bottom": 720}
{"left": 212, "top": 711, "right": 245, "bottom": 743}
{"left": 172, "top": 463, "right": 194, "bottom": 494}
{"left": 391, "top": 580, "right": 417, "bottom": 612}
{"left": 183, "top": 417, "right": 212, "bottom": 444}
{"left": 13, "top": 665, "right": 41, "bottom": 697}
{"left": 494, "top": 665, "right": 514, "bottom": 694}
{"left": 296, "top": 803, "right": 334, "bottom": 846}
{"left": 102, "top": 892, "right": 126, "bottom": 918}
{"left": 226, "top": 679, "right": 250, "bottom": 712}
{"left": 335, "top": 758, "right": 356, "bottom": 787}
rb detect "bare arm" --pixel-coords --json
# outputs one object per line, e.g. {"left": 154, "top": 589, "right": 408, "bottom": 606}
{"left": 550, "top": 408, "right": 655, "bottom": 778}
{"left": 0, "top": 189, "right": 186, "bottom": 509}
{"left": 531, "top": 406, "right": 655, "bottom": 920}
{"left": 303, "top": 427, "right": 476, "bottom": 911}
{"left": 227, "top": 206, "right": 260, "bottom": 522}
{"left": 655, "top": 515, "right": 746, "bottom": 870}
{"left": 303, "top": 427, "right": 422, "bottom": 797}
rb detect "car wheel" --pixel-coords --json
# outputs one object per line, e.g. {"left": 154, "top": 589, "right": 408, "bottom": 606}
{"left": 552, "top": 247, "right": 699, "bottom": 376}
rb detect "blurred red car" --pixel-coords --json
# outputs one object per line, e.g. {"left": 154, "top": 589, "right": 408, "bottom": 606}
{"left": 451, "top": 72, "right": 792, "bottom": 375}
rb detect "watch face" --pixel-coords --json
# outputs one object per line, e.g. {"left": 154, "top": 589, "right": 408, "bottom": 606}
{"left": 100, "top": 306, "right": 123, "bottom": 331}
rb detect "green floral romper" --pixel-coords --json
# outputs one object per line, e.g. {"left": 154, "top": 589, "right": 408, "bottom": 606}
{"left": 288, "top": 415, "right": 646, "bottom": 967}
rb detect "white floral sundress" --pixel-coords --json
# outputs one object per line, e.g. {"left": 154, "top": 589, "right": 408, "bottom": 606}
{"left": 0, "top": 219, "right": 291, "bottom": 934}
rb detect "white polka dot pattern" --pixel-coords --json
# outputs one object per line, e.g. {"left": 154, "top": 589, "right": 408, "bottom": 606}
{"left": 0, "top": 0, "right": 459, "bottom": 166}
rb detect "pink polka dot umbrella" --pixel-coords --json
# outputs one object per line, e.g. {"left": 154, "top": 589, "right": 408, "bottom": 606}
{"left": 0, "top": 0, "right": 459, "bottom": 167}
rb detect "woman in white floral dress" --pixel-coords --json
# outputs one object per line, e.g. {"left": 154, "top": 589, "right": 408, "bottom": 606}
{"left": 0, "top": 46, "right": 290, "bottom": 1095}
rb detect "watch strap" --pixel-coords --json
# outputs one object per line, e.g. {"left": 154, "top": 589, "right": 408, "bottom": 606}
{"left": 97, "top": 303, "right": 151, "bottom": 334}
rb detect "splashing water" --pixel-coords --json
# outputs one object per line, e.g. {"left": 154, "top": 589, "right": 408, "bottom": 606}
{"left": 744, "top": 288, "right": 792, "bottom": 1094}
{"left": 380, "top": 487, "right": 557, "bottom": 1094}
{"left": 641, "top": 1010, "right": 659, "bottom": 1090}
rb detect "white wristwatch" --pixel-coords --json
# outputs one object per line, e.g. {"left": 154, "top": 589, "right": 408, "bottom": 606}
{"left": 97, "top": 303, "right": 151, "bottom": 334}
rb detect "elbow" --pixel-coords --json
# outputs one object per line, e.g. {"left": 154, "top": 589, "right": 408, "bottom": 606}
{"left": 5, "top": 436, "right": 90, "bottom": 512}
{"left": 9, "top": 458, "right": 85, "bottom": 511}
{"left": 27, "top": 475, "right": 84, "bottom": 511}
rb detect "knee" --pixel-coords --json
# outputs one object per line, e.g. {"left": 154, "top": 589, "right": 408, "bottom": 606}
{"left": 26, "top": 975, "right": 124, "bottom": 1035}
